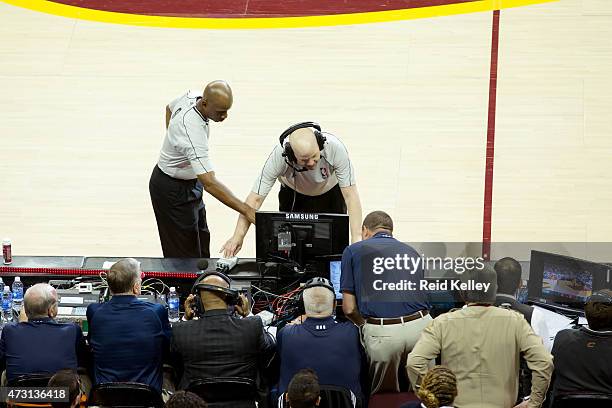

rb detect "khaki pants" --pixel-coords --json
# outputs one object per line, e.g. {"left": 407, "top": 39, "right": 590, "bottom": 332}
{"left": 361, "top": 314, "right": 433, "bottom": 394}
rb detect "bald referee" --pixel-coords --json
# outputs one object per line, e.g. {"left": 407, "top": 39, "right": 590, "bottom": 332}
{"left": 221, "top": 122, "right": 362, "bottom": 257}
{"left": 149, "top": 81, "right": 255, "bottom": 258}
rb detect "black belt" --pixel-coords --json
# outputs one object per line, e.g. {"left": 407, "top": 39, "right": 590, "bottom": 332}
{"left": 366, "top": 310, "right": 429, "bottom": 326}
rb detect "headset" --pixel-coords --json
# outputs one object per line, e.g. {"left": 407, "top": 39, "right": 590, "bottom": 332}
{"left": 279, "top": 122, "right": 326, "bottom": 172}
{"left": 297, "top": 277, "right": 336, "bottom": 316}
{"left": 191, "top": 271, "right": 240, "bottom": 317}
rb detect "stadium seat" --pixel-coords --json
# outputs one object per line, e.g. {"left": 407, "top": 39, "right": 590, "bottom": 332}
{"left": 186, "top": 377, "right": 257, "bottom": 407}
{"left": 88, "top": 382, "right": 164, "bottom": 408}
{"left": 551, "top": 393, "right": 612, "bottom": 408}
{"left": 6, "top": 374, "right": 53, "bottom": 408}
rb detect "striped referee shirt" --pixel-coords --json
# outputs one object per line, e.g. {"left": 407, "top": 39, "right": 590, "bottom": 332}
{"left": 157, "top": 90, "right": 213, "bottom": 180}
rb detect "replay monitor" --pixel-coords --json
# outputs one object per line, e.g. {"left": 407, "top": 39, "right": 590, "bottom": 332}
{"left": 255, "top": 211, "right": 349, "bottom": 270}
{"left": 528, "top": 250, "right": 612, "bottom": 309}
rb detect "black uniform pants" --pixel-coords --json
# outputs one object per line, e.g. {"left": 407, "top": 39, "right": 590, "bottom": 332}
{"left": 149, "top": 165, "right": 210, "bottom": 258}
{"left": 278, "top": 183, "right": 347, "bottom": 214}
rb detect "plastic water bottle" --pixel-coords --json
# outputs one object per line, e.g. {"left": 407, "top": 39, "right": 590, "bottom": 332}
{"left": 168, "top": 287, "right": 179, "bottom": 323}
{"left": 12, "top": 277, "right": 23, "bottom": 314}
{"left": 2, "top": 286, "right": 12, "bottom": 323}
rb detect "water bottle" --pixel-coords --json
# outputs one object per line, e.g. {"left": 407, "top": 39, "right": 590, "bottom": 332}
{"left": 2, "top": 286, "right": 12, "bottom": 323}
{"left": 168, "top": 287, "right": 179, "bottom": 323}
{"left": 12, "top": 277, "right": 23, "bottom": 314}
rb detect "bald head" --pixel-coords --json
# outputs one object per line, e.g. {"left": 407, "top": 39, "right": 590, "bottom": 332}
{"left": 288, "top": 128, "right": 321, "bottom": 170}
{"left": 24, "top": 283, "right": 58, "bottom": 319}
{"left": 199, "top": 274, "right": 232, "bottom": 310}
{"left": 201, "top": 80, "right": 233, "bottom": 122}
{"left": 303, "top": 286, "right": 335, "bottom": 317}
{"left": 202, "top": 274, "right": 230, "bottom": 289}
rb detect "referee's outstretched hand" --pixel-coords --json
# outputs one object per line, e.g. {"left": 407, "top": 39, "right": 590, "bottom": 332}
{"left": 220, "top": 236, "right": 243, "bottom": 258}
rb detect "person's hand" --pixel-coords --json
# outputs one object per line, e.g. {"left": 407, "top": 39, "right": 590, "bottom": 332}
{"left": 183, "top": 294, "right": 196, "bottom": 320}
{"left": 244, "top": 204, "right": 256, "bottom": 225}
{"left": 512, "top": 400, "right": 529, "bottom": 408}
{"left": 235, "top": 293, "right": 250, "bottom": 318}
{"left": 220, "top": 236, "right": 243, "bottom": 258}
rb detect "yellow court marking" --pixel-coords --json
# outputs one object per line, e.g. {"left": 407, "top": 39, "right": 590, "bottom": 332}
{"left": 1, "top": 0, "right": 557, "bottom": 29}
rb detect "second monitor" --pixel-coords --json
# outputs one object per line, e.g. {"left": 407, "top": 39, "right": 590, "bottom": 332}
{"left": 255, "top": 211, "right": 349, "bottom": 271}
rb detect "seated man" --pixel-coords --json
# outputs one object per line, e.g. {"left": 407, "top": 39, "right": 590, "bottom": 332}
{"left": 407, "top": 265, "right": 553, "bottom": 408}
{"left": 48, "top": 369, "right": 83, "bottom": 408}
{"left": 286, "top": 369, "right": 321, "bottom": 408}
{"left": 494, "top": 257, "right": 533, "bottom": 323}
{"left": 171, "top": 272, "right": 275, "bottom": 395}
{"left": 87, "top": 258, "right": 171, "bottom": 392}
{"left": 0, "top": 283, "right": 87, "bottom": 383}
{"left": 551, "top": 289, "right": 612, "bottom": 398}
{"left": 278, "top": 278, "right": 362, "bottom": 399}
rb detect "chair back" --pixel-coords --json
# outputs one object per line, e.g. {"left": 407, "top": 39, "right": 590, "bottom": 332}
{"left": 186, "top": 377, "right": 257, "bottom": 406}
{"left": 8, "top": 373, "right": 53, "bottom": 387}
{"left": 6, "top": 374, "right": 54, "bottom": 408}
{"left": 552, "top": 393, "right": 612, "bottom": 408}
{"left": 89, "top": 382, "right": 164, "bottom": 408}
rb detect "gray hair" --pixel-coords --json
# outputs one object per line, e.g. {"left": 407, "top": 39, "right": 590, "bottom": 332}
{"left": 24, "top": 283, "right": 58, "bottom": 319}
{"left": 107, "top": 258, "right": 141, "bottom": 295}
{"left": 303, "top": 286, "right": 334, "bottom": 317}
{"left": 462, "top": 264, "right": 498, "bottom": 304}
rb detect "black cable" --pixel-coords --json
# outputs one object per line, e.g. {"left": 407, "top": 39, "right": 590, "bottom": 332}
{"left": 290, "top": 167, "right": 297, "bottom": 212}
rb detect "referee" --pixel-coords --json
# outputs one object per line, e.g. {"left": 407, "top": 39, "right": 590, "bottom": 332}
{"left": 221, "top": 122, "right": 362, "bottom": 257}
{"left": 149, "top": 81, "right": 255, "bottom": 258}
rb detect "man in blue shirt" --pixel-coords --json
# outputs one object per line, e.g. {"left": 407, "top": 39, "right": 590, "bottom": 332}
{"left": 87, "top": 258, "right": 171, "bottom": 393}
{"left": 341, "top": 211, "right": 431, "bottom": 394}
{"left": 0, "top": 283, "right": 87, "bottom": 384}
{"left": 278, "top": 278, "right": 363, "bottom": 401}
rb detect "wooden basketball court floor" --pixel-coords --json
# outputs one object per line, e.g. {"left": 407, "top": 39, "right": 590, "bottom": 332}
{"left": 0, "top": 0, "right": 611, "bottom": 260}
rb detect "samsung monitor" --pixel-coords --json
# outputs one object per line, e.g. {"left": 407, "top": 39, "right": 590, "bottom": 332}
{"left": 255, "top": 211, "right": 349, "bottom": 270}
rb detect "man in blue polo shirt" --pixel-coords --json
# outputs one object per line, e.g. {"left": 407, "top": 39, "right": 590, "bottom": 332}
{"left": 341, "top": 211, "right": 431, "bottom": 394}
{"left": 278, "top": 278, "right": 363, "bottom": 401}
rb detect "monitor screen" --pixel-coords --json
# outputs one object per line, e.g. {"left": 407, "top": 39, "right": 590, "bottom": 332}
{"left": 528, "top": 250, "right": 610, "bottom": 309}
{"left": 329, "top": 260, "right": 343, "bottom": 300}
{"left": 542, "top": 261, "right": 593, "bottom": 303}
{"left": 255, "top": 211, "right": 349, "bottom": 269}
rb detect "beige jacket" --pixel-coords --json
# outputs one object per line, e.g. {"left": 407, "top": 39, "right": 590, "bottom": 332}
{"left": 406, "top": 306, "right": 553, "bottom": 408}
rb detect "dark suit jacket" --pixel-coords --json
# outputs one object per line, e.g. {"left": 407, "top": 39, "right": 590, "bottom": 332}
{"left": 170, "top": 309, "right": 275, "bottom": 390}
{"left": 495, "top": 294, "right": 533, "bottom": 323}
{"left": 0, "top": 318, "right": 87, "bottom": 382}
{"left": 87, "top": 295, "right": 171, "bottom": 392}
{"left": 551, "top": 327, "right": 612, "bottom": 396}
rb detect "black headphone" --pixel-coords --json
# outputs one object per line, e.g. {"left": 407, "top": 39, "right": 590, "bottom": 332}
{"left": 297, "top": 277, "right": 336, "bottom": 315}
{"left": 279, "top": 122, "right": 326, "bottom": 172}
{"left": 191, "top": 271, "right": 240, "bottom": 317}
